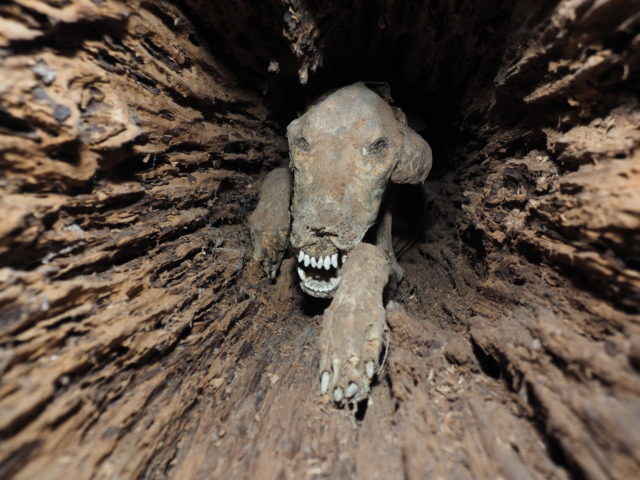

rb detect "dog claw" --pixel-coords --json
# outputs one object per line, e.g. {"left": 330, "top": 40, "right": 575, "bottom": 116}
{"left": 320, "top": 371, "right": 330, "bottom": 395}
{"left": 365, "top": 360, "right": 376, "bottom": 379}
{"left": 346, "top": 382, "right": 358, "bottom": 398}
{"left": 333, "top": 387, "right": 344, "bottom": 403}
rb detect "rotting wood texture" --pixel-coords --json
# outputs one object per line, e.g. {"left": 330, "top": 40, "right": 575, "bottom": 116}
{"left": 1, "top": 0, "right": 640, "bottom": 479}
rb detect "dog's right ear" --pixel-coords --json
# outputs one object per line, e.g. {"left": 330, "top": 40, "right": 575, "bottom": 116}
{"left": 391, "top": 108, "right": 433, "bottom": 184}
{"left": 363, "top": 81, "right": 393, "bottom": 104}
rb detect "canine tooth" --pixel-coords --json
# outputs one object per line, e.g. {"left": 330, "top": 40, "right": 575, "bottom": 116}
{"left": 324, "top": 256, "right": 331, "bottom": 270}
{"left": 298, "top": 250, "right": 304, "bottom": 263}
{"left": 297, "top": 267, "right": 307, "bottom": 281}
{"left": 304, "top": 254, "right": 310, "bottom": 267}
{"left": 311, "top": 256, "right": 317, "bottom": 268}
{"left": 331, "top": 253, "right": 338, "bottom": 268}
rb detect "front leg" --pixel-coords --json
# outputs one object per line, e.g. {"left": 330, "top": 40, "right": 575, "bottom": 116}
{"left": 319, "top": 243, "right": 391, "bottom": 405}
{"left": 248, "top": 167, "right": 292, "bottom": 279}
{"left": 376, "top": 189, "right": 404, "bottom": 283}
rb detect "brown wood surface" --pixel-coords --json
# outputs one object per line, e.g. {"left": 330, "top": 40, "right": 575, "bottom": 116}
{"left": 1, "top": 0, "right": 639, "bottom": 478}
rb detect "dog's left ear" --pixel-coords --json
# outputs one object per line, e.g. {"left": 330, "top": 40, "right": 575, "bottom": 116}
{"left": 390, "top": 108, "right": 433, "bottom": 184}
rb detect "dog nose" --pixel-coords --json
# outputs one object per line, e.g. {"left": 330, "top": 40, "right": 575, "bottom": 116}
{"left": 310, "top": 225, "right": 336, "bottom": 237}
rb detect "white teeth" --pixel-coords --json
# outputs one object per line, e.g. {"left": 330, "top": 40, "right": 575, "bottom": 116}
{"left": 299, "top": 250, "right": 341, "bottom": 275}
{"left": 301, "top": 275, "right": 341, "bottom": 293}
{"left": 297, "top": 267, "right": 307, "bottom": 281}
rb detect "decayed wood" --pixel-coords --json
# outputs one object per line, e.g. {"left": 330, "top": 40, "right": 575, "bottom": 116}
{"left": 0, "top": 0, "right": 284, "bottom": 476}
{"left": 1, "top": 0, "right": 639, "bottom": 479}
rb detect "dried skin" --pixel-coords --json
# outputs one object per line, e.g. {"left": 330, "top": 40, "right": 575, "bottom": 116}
{"left": 319, "top": 243, "right": 391, "bottom": 404}
{"left": 250, "top": 83, "right": 432, "bottom": 404}
{"left": 288, "top": 82, "right": 432, "bottom": 260}
{"left": 249, "top": 168, "right": 292, "bottom": 279}
{"left": 249, "top": 83, "right": 432, "bottom": 297}
{"left": 2, "top": 0, "right": 638, "bottom": 478}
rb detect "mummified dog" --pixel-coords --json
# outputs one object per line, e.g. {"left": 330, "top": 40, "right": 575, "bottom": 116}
{"left": 249, "top": 83, "right": 432, "bottom": 405}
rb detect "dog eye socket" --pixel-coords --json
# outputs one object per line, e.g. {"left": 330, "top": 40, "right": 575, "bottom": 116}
{"left": 368, "top": 137, "right": 388, "bottom": 155}
{"left": 292, "top": 136, "right": 311, "bottom": 152}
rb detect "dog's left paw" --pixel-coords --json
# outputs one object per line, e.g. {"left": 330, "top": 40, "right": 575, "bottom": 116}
{"left": 319, "top": 299, "right": 387, "bottom": 405}
{"left": 317, "top": 243, "right": 390, "bottom": 406}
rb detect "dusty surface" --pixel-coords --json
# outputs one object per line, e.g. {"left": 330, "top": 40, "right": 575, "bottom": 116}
{"left": 319, "top": 243, "right": 391, "bottom": 405}
{"left": 249, "top": 167, "right": 292, "bottom": 279}
{"left": 1, "top": 0, "right": 640, "bottom": 479}
{"left": 287, "top": 82, "right": 431, "bottom": 259}
{"left": 252, "top": 83, "right": 432, "bottom": 403}
{"left": 286, "top": 82, "right": 431, "bottom": 298}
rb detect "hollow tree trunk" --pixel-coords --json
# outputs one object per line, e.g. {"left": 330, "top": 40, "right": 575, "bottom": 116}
{"left": 1, "top": 1, "right": 639, "bottom": 479}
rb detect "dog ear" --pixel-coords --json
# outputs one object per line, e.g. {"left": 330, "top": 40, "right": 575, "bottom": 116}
{"left": 391, "top": 108, "right": 433, "bottom": 184}
{"left": 363, "top": 81, "right": 393, "bottom": 104}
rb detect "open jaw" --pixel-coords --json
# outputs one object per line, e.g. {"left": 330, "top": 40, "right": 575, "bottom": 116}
{"left": 296, "top": 249, "right": 347, "bottom": 298}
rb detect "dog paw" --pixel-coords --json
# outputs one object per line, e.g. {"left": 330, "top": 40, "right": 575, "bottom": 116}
{"left": 318, "top": 243, "right": 390, "bottom": 406}
{"left": 248, "top": 168, "right": 292, "bottom": 279}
